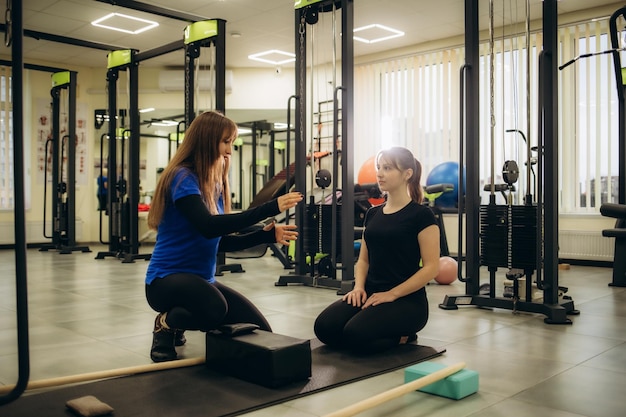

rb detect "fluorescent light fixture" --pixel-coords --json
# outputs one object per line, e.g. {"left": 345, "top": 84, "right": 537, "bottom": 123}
{"left": 238, "top": 127, "right": 252, "bottom": 135}
{"left": 353, "top": 24, "right": 404, "bottom": 44}
{"left": 248, "top": 50, "right": 295, "bottom": 65}
{"left": 139, "top": 107, "right": 155, "bottom": 113}
{"left": 91, "top": 13, "right": 159, "bottom": 35}
{"left": 150, "top": 120, "right": 179, "bottom": 127}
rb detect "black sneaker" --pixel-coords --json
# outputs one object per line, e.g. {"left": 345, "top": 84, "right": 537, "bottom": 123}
{"left": 150, "top": 313, "right": 177, "bottom": 362}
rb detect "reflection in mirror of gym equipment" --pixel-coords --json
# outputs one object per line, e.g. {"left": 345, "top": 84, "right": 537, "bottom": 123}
{"left": 39, "top": 71, "right": 91, "bottom": 255}
{"left": 222, "top": 122, "right": 297, "bottom": 273}
{"left": 94, "top": 50, "right": 151, "bottom": 263}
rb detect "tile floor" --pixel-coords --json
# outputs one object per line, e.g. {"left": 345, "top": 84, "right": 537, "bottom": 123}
{"left": 1, "top": 244, "right": 625, "bottom": 417}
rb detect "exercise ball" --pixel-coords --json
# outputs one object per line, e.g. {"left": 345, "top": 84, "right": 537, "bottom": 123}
{"left": 357, "top": 156, "right": 385, "bottom": 205}
{"left": 435, "top": 256, "right": 458, "bottom": 285}
{"left": 426, "top": 161, "right": 464, "bottom": 208}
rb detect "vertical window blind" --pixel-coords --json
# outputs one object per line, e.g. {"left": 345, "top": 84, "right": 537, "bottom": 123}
{"left": 0, "top": 66, "right": 13, "bottom": 210}
{"left": 354, "top": 18, "right": 619, "bottom": 213}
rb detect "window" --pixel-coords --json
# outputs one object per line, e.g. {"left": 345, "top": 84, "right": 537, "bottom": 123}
{"left": 562, "top": 22, "right": 620, "bottom": 212}
{"left": 354, "top": 18, "right": 620, "bottom": 214}
{"left": 0, "top": 66, "right": 13, "bottom": 210}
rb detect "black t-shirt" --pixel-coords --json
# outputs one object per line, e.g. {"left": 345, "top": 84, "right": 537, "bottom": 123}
{"left": 363, "top": 201, "right": 438, "bottom": 293}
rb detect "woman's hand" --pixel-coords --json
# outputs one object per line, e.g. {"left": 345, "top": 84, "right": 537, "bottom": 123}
{"left": 361, "top": 291, "right": 397, "bottom": 309}
{"left": 277, "top": 192, "right": 303, "bottom": 212}
{"left": 342, "top": 287, "right": 368, "bottom": 307}
{"left": 263, "top": 222, "right": 298, "bottom": 246}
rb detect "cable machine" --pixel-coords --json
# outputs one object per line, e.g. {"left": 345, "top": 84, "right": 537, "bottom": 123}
{"left": 39, "top": 71, "right": 91, "bottom": 255}
{"left": 276, "top": 0, "right": 355, "bottom": 294}
{"left": 439, "top": 0, "right": 578, "bottom": 324}
{"left": 95, "top": 49, "right": 150, "bottom": 263}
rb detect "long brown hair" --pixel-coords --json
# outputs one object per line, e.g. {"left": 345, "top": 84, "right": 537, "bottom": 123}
{"left": 375, "top": 147, "right": 423, "bottom": 204}
{"left": 147, "top": 111, "right": 237, "bottom": 230}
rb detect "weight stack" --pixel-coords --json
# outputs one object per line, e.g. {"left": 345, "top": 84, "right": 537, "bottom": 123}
{"left": 303, "top": 204, "right": 342, "bottom": 255}
{"left": 480, "top": 204, "right": 537, "bottom": 270}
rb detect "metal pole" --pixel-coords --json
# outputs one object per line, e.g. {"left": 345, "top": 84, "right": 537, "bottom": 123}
{"left": 128, "top": 58, "right": 140, "bottom": 257}
{"left": 0, "top": 0, "right": 30, "bottom": 405}
{"left": 542, "top": 0, "right": 559, "bottom": 305}
{"left": 66, "top": 71, "right": 77, "bottom": 248}
{"left": 340, "top": 0, "right": 355, "bottom": 291}
{"left": 465, "top": 0, "right": 481, "bottom": 295}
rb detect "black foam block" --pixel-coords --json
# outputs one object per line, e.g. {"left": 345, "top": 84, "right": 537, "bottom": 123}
{"left": 206, "top": 329, "right": 311, "bottom": 388}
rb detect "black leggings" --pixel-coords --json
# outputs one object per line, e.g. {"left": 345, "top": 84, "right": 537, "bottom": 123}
{"left": 314, "top": 291, "right": 428, "bottom": 354}
{"left": 145, "top": 273, "right": 272, "bottom": 332}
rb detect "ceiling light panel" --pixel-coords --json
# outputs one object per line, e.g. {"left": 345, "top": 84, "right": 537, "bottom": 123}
{"left": 91, "top": 13, "right": 159, "bottom": 35}
{"left": 353, "top": 24, "right": 405, "bottom": 44}
{"left": 248, "top": 50, "right": 295, "bottom": 65}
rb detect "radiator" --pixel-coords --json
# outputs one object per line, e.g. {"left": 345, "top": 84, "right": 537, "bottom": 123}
{"left": 558, "top": 230, "right": 614, "bottom": 261}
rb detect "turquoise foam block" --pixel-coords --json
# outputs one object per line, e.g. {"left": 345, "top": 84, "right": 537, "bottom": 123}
{"left": 404, "top": 361, "right": 479, "bottom": 400}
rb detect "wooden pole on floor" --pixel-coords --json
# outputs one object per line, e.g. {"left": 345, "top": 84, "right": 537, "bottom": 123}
{"left": 323, "top": 362, "right": 466, "bottom": 417}
{"left": 0, "top": 357, "right": 205, "bottom": 394}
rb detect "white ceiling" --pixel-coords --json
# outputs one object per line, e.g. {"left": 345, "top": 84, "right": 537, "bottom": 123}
{"left": 2, "top": 0, "right": 622, "bottom": 70}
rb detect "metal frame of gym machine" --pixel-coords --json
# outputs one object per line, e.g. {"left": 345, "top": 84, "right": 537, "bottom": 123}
{"left": 95, "top": 48, "right": 152, "bottom": 263}
{"left": 439, "top": 0, "right": 578, "bottom": 324}
{"left": 607, "top": 7, "right": 626, "bottom": 287}
{"left": 610, "top": 9, "right": 626, "bottom": 207}
{"left": 0, "top": 0, "right": 28, "bottom": 405}
{"left": 276, "top": 0, "right": 355, "bottom": 294}
{"left": 39, "top": 71, "right": 91, "bottom": 255}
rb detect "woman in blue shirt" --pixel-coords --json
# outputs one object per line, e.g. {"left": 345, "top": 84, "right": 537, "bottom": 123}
{"left": 145, "top": 111, "right": 302, "bottom": 362}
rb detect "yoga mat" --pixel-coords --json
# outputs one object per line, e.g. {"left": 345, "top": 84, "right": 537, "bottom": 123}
{"left": 1, "top": 339, "right": 444, "bottom": 417}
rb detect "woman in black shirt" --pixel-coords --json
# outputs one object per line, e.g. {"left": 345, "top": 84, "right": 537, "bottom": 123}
{"left": 314, "top": 147, "right": 440, "bottom": 354}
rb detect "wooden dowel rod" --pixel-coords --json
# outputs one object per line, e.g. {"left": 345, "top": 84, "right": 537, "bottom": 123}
{"left": 0, "top": 356, "right": 205, "bottom": 394}
{"left": 323, "top": 362, "right": 466, "bottom": 417}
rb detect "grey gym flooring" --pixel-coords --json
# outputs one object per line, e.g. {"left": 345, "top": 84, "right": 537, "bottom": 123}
{"left": 1, "top": 244, "right": 625, "bottom": 417}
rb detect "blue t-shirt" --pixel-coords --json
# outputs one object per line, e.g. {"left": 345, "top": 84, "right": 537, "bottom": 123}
{"left": 145, "top": 168, "right": 222, "bottom": 284}
{"left": 97, "top": 175, "right": 107, "bottom": 196}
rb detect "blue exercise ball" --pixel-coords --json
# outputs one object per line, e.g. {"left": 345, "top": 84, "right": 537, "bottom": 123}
{"left": 426, "top": 161, "right": 464, "bottom": 208}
